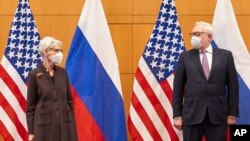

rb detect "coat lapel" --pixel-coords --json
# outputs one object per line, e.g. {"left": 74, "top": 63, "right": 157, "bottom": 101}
{"left": 208, "top": 48, "right": 220, "bottom": 80}
{"left": 191, "top": 49, "right": 207, "bottom": 80}
{"left": 39, "top": 64, "right": 55, "bottom": 86}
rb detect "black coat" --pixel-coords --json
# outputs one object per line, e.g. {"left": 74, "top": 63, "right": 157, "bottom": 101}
{"left": 173, "top": 48, "right": 239, "bottom": 125}
{"left": 26, "top": 64, "right": 78, "bottom": 141}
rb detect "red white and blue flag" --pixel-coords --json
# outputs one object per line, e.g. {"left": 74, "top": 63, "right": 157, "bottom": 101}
{"left": 212, "top": 0, "right": 250, "bottom": 124}
{"left": 0, "top": 0, "right": 41, "bottom": 140}
{"left": 128, "top": 0, "right": 185, "bottom": 140}
{"left": 65, "top": 0, "right": 127, "bottom": 140}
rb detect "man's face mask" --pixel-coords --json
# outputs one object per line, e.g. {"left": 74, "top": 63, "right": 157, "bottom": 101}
{"left": 191, "top": 36, "right": 202, "bottom": 49}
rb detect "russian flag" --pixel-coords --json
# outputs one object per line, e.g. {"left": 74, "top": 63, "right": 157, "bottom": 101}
{"left": 212, "top": 0, "right": 250, "bottom": 124}
{"left": 65, "top": 0, "right": 127, "bottom": 140}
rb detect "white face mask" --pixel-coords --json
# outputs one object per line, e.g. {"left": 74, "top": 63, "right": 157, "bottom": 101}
{"left": 191, "top": 36, "right": 202, "bottom": 49}
{"left": 49, "top": 52, "right": 63, "bottom": 65}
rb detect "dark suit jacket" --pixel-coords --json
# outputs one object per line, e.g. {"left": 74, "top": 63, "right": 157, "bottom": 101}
{"left": 26, "top": 64, "right": 78, "bottom": 141}
{"left": 173, "top": 48, "right": 239, "bottom": 125}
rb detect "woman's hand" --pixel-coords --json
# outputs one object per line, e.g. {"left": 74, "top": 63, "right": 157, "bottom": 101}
{"left": 28, "top": 134, "right": 35, "bottom": 141}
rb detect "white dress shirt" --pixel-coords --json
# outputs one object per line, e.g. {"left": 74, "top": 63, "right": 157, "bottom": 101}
{"left": 199, "top": 45, "right": 213, "bottom": 70}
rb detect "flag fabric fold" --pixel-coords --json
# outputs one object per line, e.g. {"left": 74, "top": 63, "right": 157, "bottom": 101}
{"left": 0, "top": 0, "right": 41, "bottom": 140}
{"left": 212, "top": 0, "right": 250, "bottom": 124}
{"left": 128, "top": 0, "right": 185, "bottom": 140}
{"left": 65, "top": 0, "right": 127, "bottom": 140}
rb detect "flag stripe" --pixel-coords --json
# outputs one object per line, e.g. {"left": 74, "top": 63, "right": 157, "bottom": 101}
{"left": 0, "top": 107, "right": 22, "bottom": 141}
{"left": 0, "top": 0, "right": 41, "bottom": 140}
{"left": 136, "top": 66, "right": 179, "bottom": 141}
{"left": 140, "top": 60, "right": 180, "bottom": 140}
{"left": 212, "top": 0, "right": 250, "bottom": 124}
{"left": 134, "top": 76, "right": 170, "bottom": 140}
{"left": 71, "top": 86, "right": 105, "bottom": 141}
{"left": 139, "top": 59, "right": 174, "bottom": 123}
{"left": 0, "top": 79, "right": 27, "bottom": 129}
{"left": 128, "top": 0, "right": 185, "bottom": 140}
{"left": 0, "top": 121, "right": 14, "bottom": 141}
{"left": 0, "top": 65, "right": 26, "bottom": 111}
{"left": 0, "top": 93, "right": 27, "bottom": 140}
{"left": 127, "top": 116, "right": 143, "bottom": 140}
{"left": 131, "top": 91, "right": 162, "bottom": 140}
{"left": 1, "top": 57, "right": 27, "bottom": 99}
{"left": 66, "top": 27, "right": 126, "bottom": 140}
{"left": 78, "top": 0, "right": 122, "bottom": 96}
{"left": 66, "top": 0, "right": 127, "bottom": 140}
{"left": 237, "top": 75, "right": 250, "bottom": 123}
{"left": 128, "top": 105, "right": 153, "bottom": 140}
{"left": 135, "top": 62, "right": 182, "bottom": 141}
{"left": 212, "top": 0, "right": 250, "bottom": 89}
{"left": 161, "top": 74, "right": 174, "bottom": 102}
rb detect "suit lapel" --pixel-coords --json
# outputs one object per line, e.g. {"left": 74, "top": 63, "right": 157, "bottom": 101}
{"left": 191, "top": 49, "right": 207, "bottom": 80}
{"left": 208, "top": 48, "right": 220, "bottom": 80}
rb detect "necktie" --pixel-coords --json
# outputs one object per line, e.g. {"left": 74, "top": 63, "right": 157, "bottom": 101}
{"left": 201, "top": 50, "right": 210, "bottom": 80}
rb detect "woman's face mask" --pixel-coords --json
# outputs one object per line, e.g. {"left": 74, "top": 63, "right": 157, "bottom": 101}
{"left": 49, "top": 52, "right": 63, "bottom": 65}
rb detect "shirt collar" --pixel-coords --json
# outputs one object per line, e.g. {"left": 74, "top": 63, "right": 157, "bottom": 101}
{"left": 199, "top": 44, "right": 213, "bottom": 54}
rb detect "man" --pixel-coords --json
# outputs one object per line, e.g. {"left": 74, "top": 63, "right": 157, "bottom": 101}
{"left": 172, "top": 21, "right": 239, "bottom": 141}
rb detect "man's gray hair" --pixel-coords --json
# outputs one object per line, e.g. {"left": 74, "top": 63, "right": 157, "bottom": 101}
{"left": 38, "top": 36, "right": 62, "bottom": 57}
{"left": 195, "top": 21, "right": 214, "bottom": 38}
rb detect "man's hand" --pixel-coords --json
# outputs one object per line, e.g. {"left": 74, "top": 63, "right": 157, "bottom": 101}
{"left": 227, "top": 116, "right": 236, "bottom": 125}
{"left": 173, "top": 118, "right": 183, "bottom": 130}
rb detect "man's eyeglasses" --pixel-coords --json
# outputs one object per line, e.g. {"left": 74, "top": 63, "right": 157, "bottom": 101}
{"left": 46, "top": 48, "right": 63, "bottom": 53}
{"left": 189, "top": 32, "right": 208, "bottom": 37}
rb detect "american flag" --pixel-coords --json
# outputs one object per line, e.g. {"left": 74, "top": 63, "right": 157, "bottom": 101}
{"left": 0, "top": 0, "right": 41, "bottom": 140}
{"left": 128, "top": 0, "right": 185, "bottom": 140}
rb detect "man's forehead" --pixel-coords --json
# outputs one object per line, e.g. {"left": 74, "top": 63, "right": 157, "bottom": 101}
{"left": 192, "top": 25, "right": 205, "bottom": 31}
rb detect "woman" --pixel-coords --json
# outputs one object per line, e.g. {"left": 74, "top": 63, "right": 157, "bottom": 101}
{"left": 26, "top": 36, "right": 78, "bottom": 141}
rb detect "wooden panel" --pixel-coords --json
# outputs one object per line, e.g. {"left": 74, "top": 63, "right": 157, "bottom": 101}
{"left": 176, "top": 0, "right": 217, "bottom": 15}
{"left": 133, "top": 0, "right": 161, "bottom": 15}
{"left": 30, "top": 0, "right": 84, "bottom": 15}
{"left": 0, "top": 0, "right": 84, "bottom": 15}
{"left": 237, "top": 16, "right": 250, "bottom": 53}
{"left": 0, "top": 16, "right": 13, "bottom": 56}
{"left": 0, "top": 15, "right": 78, "bottom": 67}
{"left": 232, "top": 0, "right": 250, "bottom": 14}
{"left": 34, "top": 16, "right": 79, "bottom": 67}
{"left": 133, "top": 15, "right": 158, "bottom": 24}
{"left": 178, "top": 15, "right": 250, "bottom": 52}
{"left": 0, "top": 0, "right": 16, "bottom": 15}
{"left": 103, "top": 0, "right": 132, "bottom": 14}
{"left": 110, "top": 24, "right": 133, "bottom": 73}
{"left": 120, "top": 74, "right": 133, "bottom": 117}
{"left": 178, "top": 15, "right": 213, "bottom": 50}
{"left": 32, "top": 0, "right": 133, "bottom": 15}
{"left": 6, "top": 0, "right": 250, "bottom": 17}
{"left": 0, "top": 0, "right": 133, "bottom": 15}
{"left": 132, "top": 24, "right": 154, "bottom": 72}
{"left": 176, "top": 0, "right": 250, "bottom": 15}
{"left": 107, "top": 15, "right": 132, "bottom": 24}
{"left": 120, "top": 73, "right": 133, "bottom": 141}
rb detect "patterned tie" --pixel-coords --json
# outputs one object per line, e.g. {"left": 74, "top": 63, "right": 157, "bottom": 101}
{"left": 201, "top": 50, "right": 210, "bottom": 80}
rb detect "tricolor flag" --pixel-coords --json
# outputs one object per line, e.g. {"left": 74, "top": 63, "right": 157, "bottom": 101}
{"left": 127, "top": 0, "right": 185, "bottom": 140}
{"left": 65, "top": 0, "right": 127, "bottom": 140}
{"left": 212, "top": 0, "right": 250, "bottom": 124}
{"left": 0, "top": 0, "right": 41, "bottom": 140}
